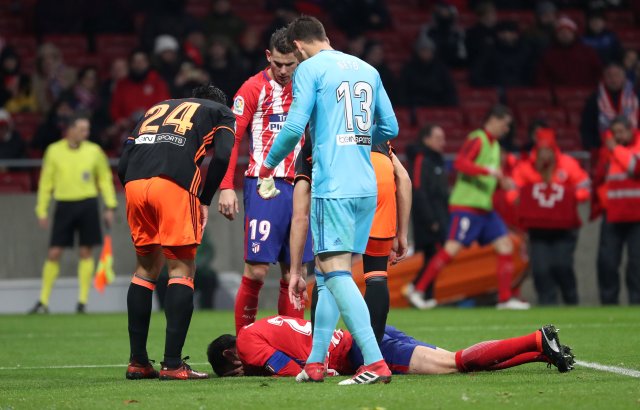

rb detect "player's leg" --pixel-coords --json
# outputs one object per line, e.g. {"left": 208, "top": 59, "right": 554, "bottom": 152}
{"left": 362, "top": 251, "right": 390, "bottom": 343}
{"left": 409, "top": 239, "right": 462, "bottom": 309}
{"left": 235, "top": 262, "right": 268, "bottom": 333}
{"left": 75, "top": 198, "right": 102, "bottom": 312}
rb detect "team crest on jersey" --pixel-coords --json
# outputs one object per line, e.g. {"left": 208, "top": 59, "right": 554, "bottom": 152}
{"left": 251, "top": 242, "right": 260, "bottom": 253}
{"left": 233, "top": 96, "right": 245, "bottom": 115}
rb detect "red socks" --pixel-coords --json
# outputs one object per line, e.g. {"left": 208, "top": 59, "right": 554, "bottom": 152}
{"left": 234, "top": 276, "right": 263, "bottom": 334}
{"left": 415, "top": 249, "right": 452, "bottom": 293}
{"left": 278, "top": 279, "right": 304, "bottom": 319}
{"left": 497, "top": 254, "right": 514, "bottom": 303}
{"left": 455, "top": 330, "right": 542, "bottom": 372}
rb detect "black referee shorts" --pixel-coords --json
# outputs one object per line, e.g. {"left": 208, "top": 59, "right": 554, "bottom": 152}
{"left": 50, "top": 198, "right": 102, "bottom": 248}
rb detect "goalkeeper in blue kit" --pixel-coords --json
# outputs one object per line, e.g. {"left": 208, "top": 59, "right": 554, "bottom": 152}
{"left": 257, "top": 16, "right": 399, "bottom": 385}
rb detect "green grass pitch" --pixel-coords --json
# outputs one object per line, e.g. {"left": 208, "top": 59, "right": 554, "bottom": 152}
{"left": 1, "top": 307, "right": 639, "bottom": 409}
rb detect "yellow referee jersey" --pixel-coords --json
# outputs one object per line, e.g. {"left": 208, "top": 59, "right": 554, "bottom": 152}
{"left": 35, "top": 139, "right": 118, "bottom": 218}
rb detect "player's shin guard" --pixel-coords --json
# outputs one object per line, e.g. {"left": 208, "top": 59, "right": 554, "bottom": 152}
{"left": 325, "top": 272, "right": 383, "bottom": 365}
{"left": 497, "top": 254, "right": 514, "bottom": 303}
{"left": 39, "top": 260, "right": 60, "bottom": 306}
{"left": 163, "top": 277, "right": 194, "bottom": 369}
{"left": 415, "top": 249, "right": 452, "bottom": 293}
{"left": 307, "top": 273, "right": 340, "bottom": 364}
{"left": 455, "top": 331, "right": 541, "bottom": 372}
{"left": 278, "top": 279, "right": 303, "bottom": 319}
{"left": 363, "top": 257, "right": 389, "bottom": 344}
{"left": 234, "top": 276, "right": 263, "bottom": 334}
{"left": 78, "top": 258, "right": 94, "bottom": 305}
{"left": 127, "top": 274, "right": 156, "bottom": 365}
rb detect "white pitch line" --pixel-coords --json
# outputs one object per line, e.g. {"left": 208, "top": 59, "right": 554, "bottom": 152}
{"left": 0, "top": 362, "right": 210, "bottom": 371}
{"left": 576, "top": 360, "right": 640, "bottom": 378}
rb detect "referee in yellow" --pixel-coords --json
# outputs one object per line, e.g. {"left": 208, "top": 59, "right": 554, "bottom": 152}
{"left": 30, "top": 114, "right": 117, "bottom": 314}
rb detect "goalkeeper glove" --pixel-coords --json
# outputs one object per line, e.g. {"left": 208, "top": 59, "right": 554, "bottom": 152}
{"left": 257, "top": 165, "right": 280, "bottom": 199}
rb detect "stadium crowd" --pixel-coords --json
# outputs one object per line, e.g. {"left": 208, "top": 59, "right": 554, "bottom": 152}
{"left": 0, "top": 0, "right": 639, "bottom": 307}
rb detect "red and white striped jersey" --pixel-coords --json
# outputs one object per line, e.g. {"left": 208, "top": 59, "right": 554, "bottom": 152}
{"left": 220, "top": 69, "right": 304, "bottom": 189}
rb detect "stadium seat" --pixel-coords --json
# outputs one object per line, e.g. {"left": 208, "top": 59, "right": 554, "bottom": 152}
{"left": 554, "top": 86, "right": 593, "bottom": 107}
{"left": 394, "top": 107, "right": 413, "bottom": 128}
{"left": 463, "top": 106, "right": 489, "bottom": 127}
{"left": 556, "top": 127, "right": 582, "bottom": 151}
{"left": 185, "top": 0, "right": 210, "bottom": 18}
{"left": 0, "top": 172, "right": 31, "bottom": 192}
{"left": 606, "top": 10, "right": 636, "bottom": 28}
{"left": 617, "top": 28, "right": 640, "bottom": 50}
{"left": 458, "top": 87, "right": 499, "bottom": 107}
{"left": 414, "top": 107, "right": 464, "bottom": 127}
{"left": 517, "top": 106, "right": 567, "bottom": 128}
{"left": 505, "top": 87, "right": 553, "bottom": 106}
{"left": 497, "top": 11, "right": 535, "bottom": 30}
{"left": 12, "top": 112, "right": 42, "bottom": 142}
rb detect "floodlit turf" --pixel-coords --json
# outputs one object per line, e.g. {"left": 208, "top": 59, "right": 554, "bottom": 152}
{"left": 1, "top": 307, "right": 639, "bottom": 409}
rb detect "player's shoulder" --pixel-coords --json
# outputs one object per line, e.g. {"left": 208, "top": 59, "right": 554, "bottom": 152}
{"left": 182, "top": 97, "right": 233, "bottom": 116}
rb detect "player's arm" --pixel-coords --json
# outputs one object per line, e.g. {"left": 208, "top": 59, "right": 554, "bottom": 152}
{"left": 236, "top": 331, "right": 302, "bottom": 377}
{"left": 372, "top": 75, "right": 399, "bottom": 144}
{"left": 35, "top": 147, "right": 55, "bottom": 227}
{"left": 117, "top": 138, "right": 133, "bottom": 186}
{"left": 199, "top": 111, "right": 236, "bottom": 208}
{"left": 262, "top": 65, "right": 316, "bottom": 173}
{"left": 95, "top": 146, "right": 117, "bottom": 229}
{"left": 454, "top": 138, "right": 496, "bottom": 177}
{"left": 391, "top": 152, "right": 411, "bottom": 264}
{"left": 218, "top": 87, "right": 257, "bottom": 220}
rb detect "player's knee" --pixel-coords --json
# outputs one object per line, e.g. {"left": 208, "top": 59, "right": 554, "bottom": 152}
{"left": 245, "top": 263, "right": 268, "bottom": 282}
{"left": 47, "top": 247, "right": 63, "bottom": 261}
{"left": 444, "top": 240, "right": 462, "bottom": 256}
{"left": 495, "top": 236, "right": 513, "bottom": 255}
{"left": 78, "top": 246, "right": 92, "bottom": 259}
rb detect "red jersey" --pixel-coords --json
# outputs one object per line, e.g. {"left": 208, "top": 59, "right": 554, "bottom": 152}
{"left": 221, "top": 69, "right": 305, "bottom": 189}
{"left": 236, "top": 316, "right": 354, "bottom": 377}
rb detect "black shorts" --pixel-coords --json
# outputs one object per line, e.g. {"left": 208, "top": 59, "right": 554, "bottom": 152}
{"left": 50, "top": 198, "right": 102, "bottom": 248}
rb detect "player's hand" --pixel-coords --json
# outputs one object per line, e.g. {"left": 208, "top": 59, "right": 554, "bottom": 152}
{"left": 200, "top": 204, "right": 209, "bottom": 232}
{"left": 288, "top": 273, "right": 308, "bottom": 311}
{"left": 38, "top": 217, "right": 48, "bottom": 229}
{"left": 222, "top": 361, "right": 244, "bottom": 377}
{"left": 390, "top": 235, "right": 408, "bottom": 265}
{"left": 218, "top": 189, "right": 239, "bottom": 221}
{"left": 486, "top": 167, "right": 503, "bottom": 179}
{"left": 499, "top": 176, "right": 515, "bottom": 191}
{"left": 605, "top": 136, "right": 617, "bottom": 151}
{"left": 103, "top": 208, "right": 115, "bottom": 229}
{"left": 258, "top": 177, "right": 281, "bottom": 200}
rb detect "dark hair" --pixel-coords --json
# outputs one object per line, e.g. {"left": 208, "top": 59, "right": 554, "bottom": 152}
{"left": 484, "top": 104, "right": 512, "bottom": 123}
{"left": 192, "top": 83, "right": 228, "bottom": 105}
{"left": 604, "top": 61, "right": 625, "bottom": 72}
{"left": 77, "top": 66, "right": 97, "bottom": 82}
{"left": 269, "top": 27, "right": 294, "bottom": 54}
{"left": 207, "top": 334, "right": 237, "bottom": 377}
{"left": 286, "top": 15, "right": 327, "bottom": 44}
{"left": 611, "top": 115, "right": 632, "bottom": 130}
{"left": 68, "top": 112, "right": 90, "bottom": 127}
{"left": 419, "top": 123, "right": 438, "bottom": 141}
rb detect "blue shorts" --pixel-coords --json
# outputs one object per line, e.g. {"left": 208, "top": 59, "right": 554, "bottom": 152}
{"left": 447, "top": 210, "right": 508, "bottom": 247}
{"left": 243, "top": 177, "right": 313, "bottom": 264}
{"left": 311, "top": 196, "right": 376, "bottom": 255}
{"left": 348, "top": 326, "right": 436, "bottom": 374}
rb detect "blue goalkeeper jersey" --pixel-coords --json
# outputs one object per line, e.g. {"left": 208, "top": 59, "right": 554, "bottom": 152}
{"left": 264, "top": 49, "right": 398, "bottom": 199}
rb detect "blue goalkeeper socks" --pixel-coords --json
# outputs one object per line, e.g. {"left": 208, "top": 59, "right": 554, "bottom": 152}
{"left": 306, "top": 272, "right": 340, "bottom": 364}
{"left": 325, "top": 271, "right": 383, "bottom": 365}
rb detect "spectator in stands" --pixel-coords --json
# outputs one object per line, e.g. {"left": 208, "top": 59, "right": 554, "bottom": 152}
{"left": 69, "top": 66, "right": 101, "bottom": 114}
{"left": 405, "top": 124, "right": 449, "bottom": 308}
{"left": 173, "top": 61, "right": 210, "bottom": 98}
{"left": 595, "top": 116, "right": 640, "bottom": 305}
{"left": 31, "top": 43, "right": 76, "bottom": 113}
{"left": 110, "top": 50, "right": 170, "bottom": 133}
{"left": 32, "top": 96, "right": 75, "bottom": 151}
{"left": 465, "top": 0, "right": 498, "bottom": 64}
{"left": 261, "top": 4, "right": 298, "bottom": 47}
{"left": 420, "top": 1, "right": 467, "bottom": 67}
{"left": 536, "top": 17, "right": 602, "bottom": 88}
{"left": 363, "top": 40, "right": 397, "bottom": 103}
{"left": 238, "top": 29, "right": 265, "bottom": 75}
{"left": 582, "top": 9, "right": 622, "bottom": 64}
{"left": 346, "top": 34, "right": 367, "bottom": 60}
{"left": 400, "top": 36, "right": 458, "bottom": 107}
{"left": 0, "top": 48, "right": 21, "bottom": 107}
{"left": 4, "top": 76, "right": 37, "bottom": 114}
{"left": 580, "top": 62, "right": 638, "bottom": 150}
{"left": 0, "top": 109, "right": 25, "bottom": 170}
{"left": 328, "top": 0, "right": 391, "bottom": 36}
{"left": 519, "top": 118, "right": 549, "bottom": 158}
{"left": 153, "top": 35, "right": 183, "bottom": 96}
{"left": 184, "top": 29, "right": 207, "bottom": 67}
{"left": 524, "top": 1, "right": 557, "bottom": 56}
{"left": 92, "top": 58, "right": 128, "bottom": 151}
{"left": 622, "top": 48, "right": 639, "bottom": 86}
{"left": 471, "top": 20, "right": 534, "bottom": 88}
{"left": 509, "top": 128, "right": 590, "bottom": 305}
{"left": 204, "top": 0, "right": 247, "bottom": 44}
{"left": 204, "top": 37, "right": 244, "bottom": 101}
{"left": 139, "top": 0, "right": 199, "bottom": 51}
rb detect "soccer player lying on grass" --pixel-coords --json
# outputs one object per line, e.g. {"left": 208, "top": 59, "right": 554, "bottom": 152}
{"left": 207, "top": 316, "right": 575, "bottom": 379}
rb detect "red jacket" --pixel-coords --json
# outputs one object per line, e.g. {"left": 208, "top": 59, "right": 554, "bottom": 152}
{"left": 110, "top": 71, "right": 171, "bottom": 122}
{"left": 536, "top": 41, "right": 602, "bottom": 87}
{"left": 595, "top": 130, "right": 640, "bottom": 223}
{"left": 509, "top": 130, "right": 590, "bottom": 229}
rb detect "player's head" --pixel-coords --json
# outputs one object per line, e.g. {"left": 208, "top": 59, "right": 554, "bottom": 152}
{"left": 192, "top": 83, "right": 228, "bottom": 106}
{"left": 65, "top": 113, "right": 90, "bottom": 144}
{"left": 419, "top": 123, "right": 446, "bottom": 154}
{"left": 286, "top": 15, "right": 329, "bottom": 61}
{"left": 483, "top": 104, "right": 512, "bottom": 139}
{"left": 267, "top": 27, "right": 298, "bottom": 86}
{"left": 207, "top": 334, "right": 241, "bottom": 377}
{"left": 610, "top": 115, "right": 634, "bottom": 145}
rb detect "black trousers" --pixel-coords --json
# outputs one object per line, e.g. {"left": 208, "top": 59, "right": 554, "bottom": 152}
{"left": 529, "top": 229, "right": 579, "bottom": 305}
{"left": 596, "top": 218, "right": 640, "bottom": 305}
